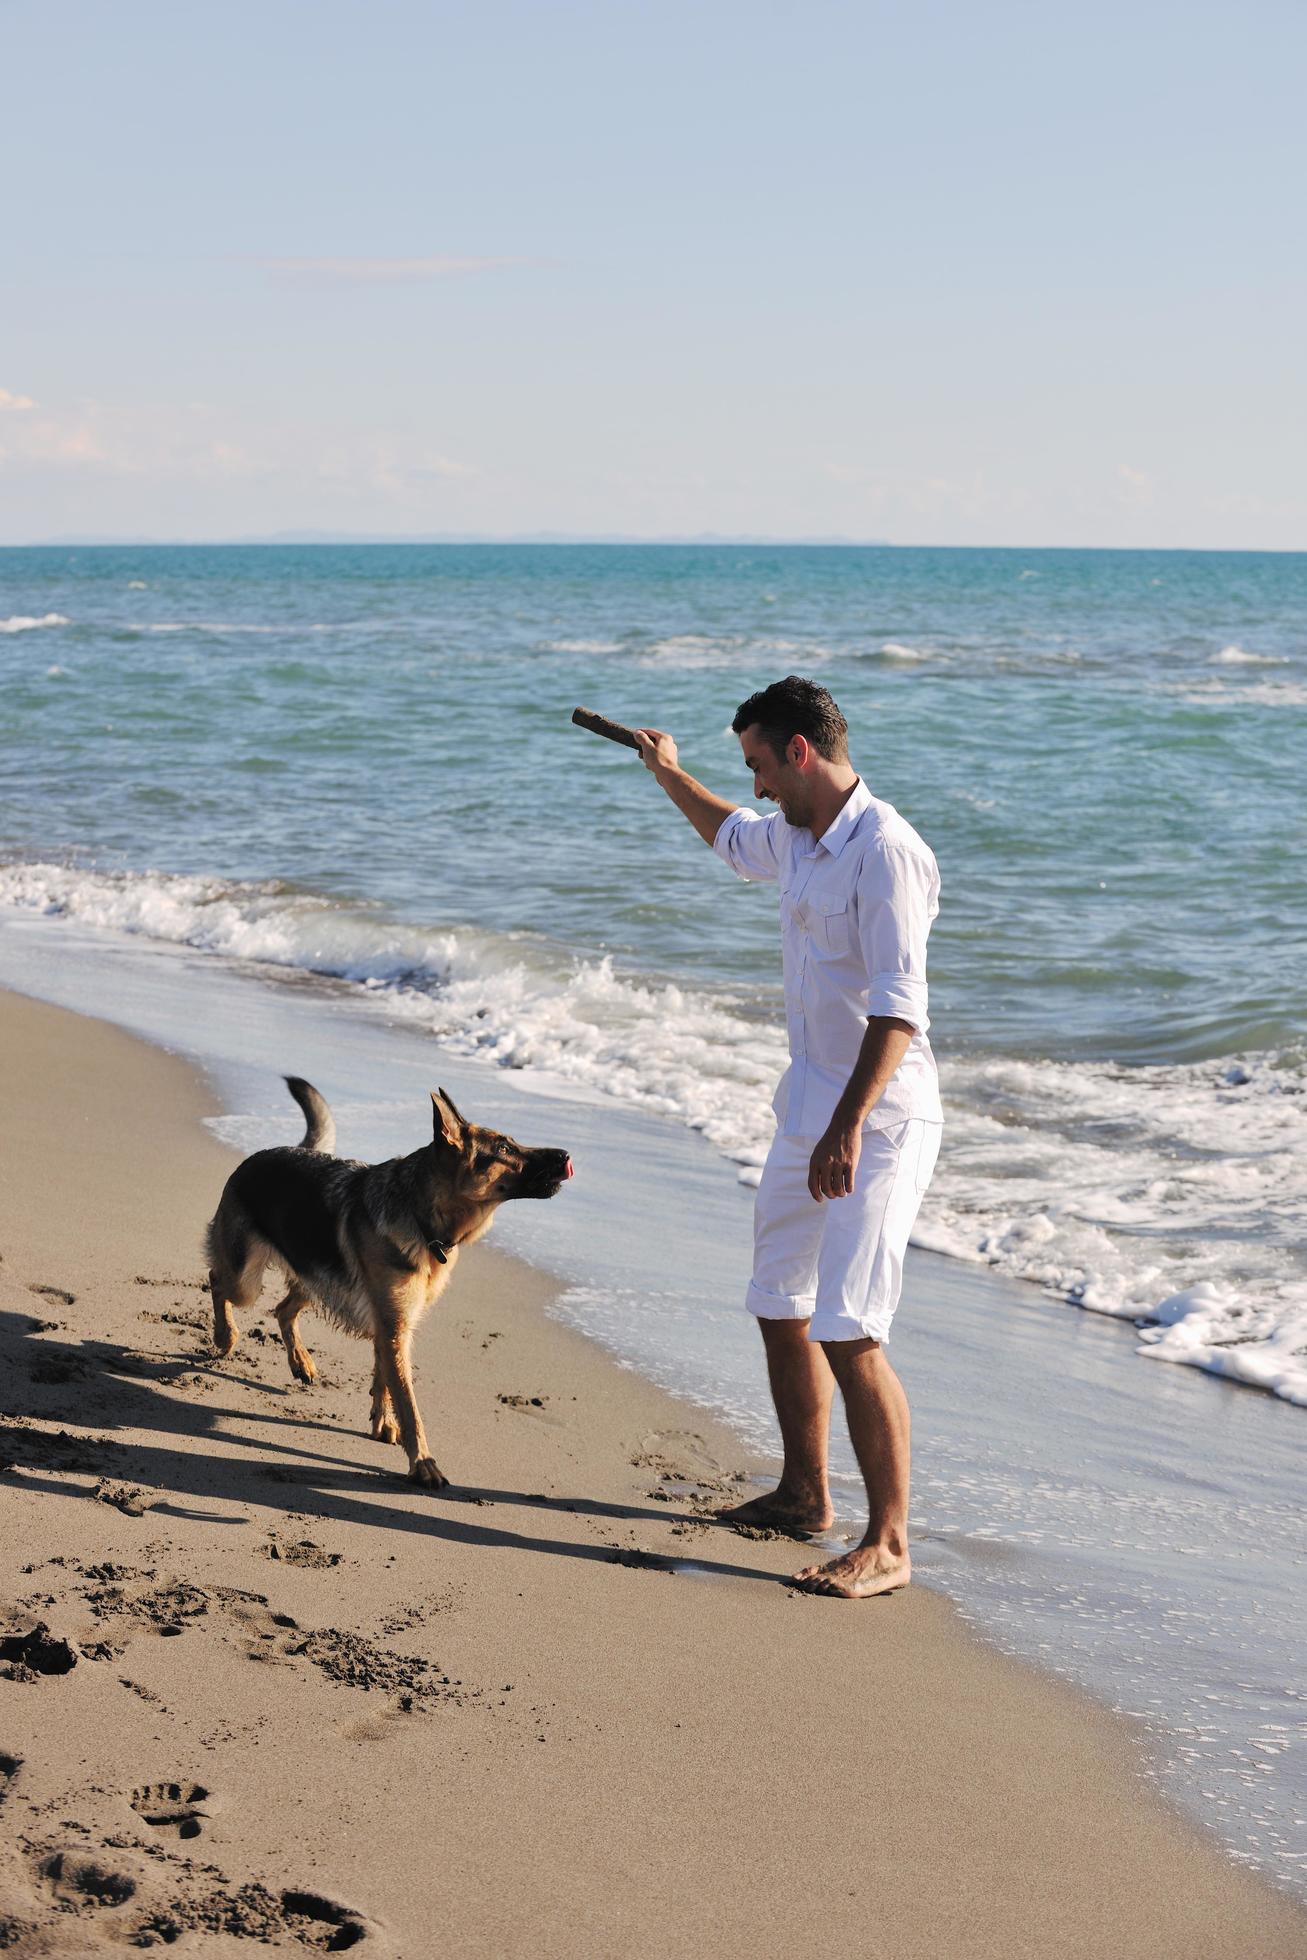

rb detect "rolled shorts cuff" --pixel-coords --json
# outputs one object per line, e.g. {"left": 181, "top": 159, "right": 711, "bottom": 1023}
{"left": 807, "top": 1305, "right": 895, "bottom": 1345}
{"left": 745, "top": 1279, "right": 815, "bottom": 1322}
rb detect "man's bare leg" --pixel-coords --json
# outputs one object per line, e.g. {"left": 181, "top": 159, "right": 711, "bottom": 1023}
{"left": 793, "top": 1337, "right": 911, "bottom": 1596}
{"left": 719, "top": 1318, "right": 836, "bottom": 1536}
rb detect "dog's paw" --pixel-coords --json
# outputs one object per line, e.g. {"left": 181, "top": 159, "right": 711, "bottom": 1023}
{"left": 371, "top": 1419, "right": 400, "bottom": 1446}
{"left": 409, "top": 1457, "right": 449, "bottom": 1490}
{"left": 288, "top": 1351, "right": 317, "bottom": 1384}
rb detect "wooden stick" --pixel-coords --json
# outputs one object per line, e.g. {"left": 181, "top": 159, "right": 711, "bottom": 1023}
{"left": 571, "top": 706, "right": 643, "bottom": 752}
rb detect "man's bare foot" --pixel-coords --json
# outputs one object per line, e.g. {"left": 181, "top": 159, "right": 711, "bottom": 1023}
{"left": 716, "top": 1487, "right": 834, "bottom": 1540}
{"left": 790, "top": 1545, "right": 910, "bottom": 1598}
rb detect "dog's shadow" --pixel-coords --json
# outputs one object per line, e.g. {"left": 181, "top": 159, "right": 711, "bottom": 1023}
{"left": 0, "top": 1309, "right": 781, "bottom": 1584}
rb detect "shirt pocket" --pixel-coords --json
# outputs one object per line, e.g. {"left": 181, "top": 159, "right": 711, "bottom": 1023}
{"left": 806, "top": 894, "right": 850, "bottom": 956}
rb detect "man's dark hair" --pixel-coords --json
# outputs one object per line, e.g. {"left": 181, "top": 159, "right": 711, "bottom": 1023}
{"left": 731, "top": 675, "right": 849, "bottom": 762}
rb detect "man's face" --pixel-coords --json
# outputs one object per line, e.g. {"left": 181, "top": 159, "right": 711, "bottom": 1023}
{"left": 738, "top": 723, "right": 811, "bottom": 827}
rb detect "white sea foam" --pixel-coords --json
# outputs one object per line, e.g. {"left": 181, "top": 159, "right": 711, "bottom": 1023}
{"left": 638, "top": 634, "right": 832, "bottom": 671}
{"left": 1175, "top": 677, "right": 1307, "bottom": 709}
{"left": 2, "top": 857, "right": 1304, "bottom": 1405}
{"left": 544, "top": 630, "right": 846, "bottom": 671}
{"left": 919, "top": 1051, "right": 1307, "bottom": 1405}
{"left": 878, "top": 641, "right": 929, "bottom": 662}
{"left": 1207, "top": 645, "right": 1288, "bottom": 667}
{"left": 135, "top": 621, "right": 333, "bottom": 635}
{"left": 1, "top": 613, "right": 70, "bottom": 633}
{"left": 127, "top": 618, "right": 403, "bottom": 639}
{"left": 0, "top": 859, "right": 786, "bottom": 1168}
{"left": 1236, "top": 680, "right": 1307, "bottom": 707}
{"left": 542, "top": 638, "right": 624, "bottom": 654}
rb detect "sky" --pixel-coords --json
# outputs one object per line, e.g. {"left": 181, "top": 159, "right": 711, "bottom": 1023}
{"left": 2, "top": 0, "right": 1304, "bottom": 548}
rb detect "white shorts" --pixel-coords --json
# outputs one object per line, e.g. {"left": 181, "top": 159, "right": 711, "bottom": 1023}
{"left": 747, "top": 1120, "right": 941, "bottom": 1343}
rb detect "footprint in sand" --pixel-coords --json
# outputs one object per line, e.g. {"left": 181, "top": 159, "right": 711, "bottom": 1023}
{"left": 93, "top": 1479, "right": 153, "bottom": 1517}
{"left": 27, "top": 1352, "right": 92, "bottom": 1384}
{"left": 631, "top": 1426, "right": 725, "bottom": 1480}
{"left": 263, "top": 1537, "right": 345, "bottom": 1569}
{"left": 128, "top": 1879, "right": 374, "bottom": 1952}
{"left": 130, "top": 1779, "right": 210, "bottom": 1840}
{"left": 280, "top": 1889, "right": 371, "bottom": 1951}
{"left": 0, "top": 1752, "right": 21, "bottom": 1799}
{"left": 37, "top": 1847, "right": 137, "bottom": 1910}
{"left": 0, "top": 1624, "right": 80, "bottom": 1676}
{"left": 27, "top": 1283, "right": 75, "bottom": 1306}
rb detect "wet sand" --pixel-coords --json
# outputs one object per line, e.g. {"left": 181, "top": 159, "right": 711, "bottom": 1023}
{"left": 1, "top": 986, "right": 1303, "bottom": 1957}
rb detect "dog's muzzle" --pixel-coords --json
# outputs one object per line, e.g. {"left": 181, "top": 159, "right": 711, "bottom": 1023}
{"left": 521, "top": 1149, "right": 573, "bottom": 1197}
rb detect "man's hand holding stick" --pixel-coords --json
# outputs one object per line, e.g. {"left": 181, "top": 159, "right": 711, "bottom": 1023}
{"left": 572, "top": 706, "right": 736, "bottom": 849}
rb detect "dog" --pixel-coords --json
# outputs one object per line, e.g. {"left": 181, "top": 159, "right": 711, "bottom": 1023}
{"left": 205, "top": 1077, "right": 572, "bottom": 1488}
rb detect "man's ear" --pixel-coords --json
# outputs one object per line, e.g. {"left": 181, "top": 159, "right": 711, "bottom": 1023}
{"left": 787, "top": 733, "right": 812, "bottom": 769}
{"left": 431, "top": 1088, "right": 466, "bottom": 1148}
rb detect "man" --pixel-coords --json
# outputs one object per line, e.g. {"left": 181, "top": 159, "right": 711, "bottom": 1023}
{"left": 635, "top": 676, "right": 942, "bottom": 1599}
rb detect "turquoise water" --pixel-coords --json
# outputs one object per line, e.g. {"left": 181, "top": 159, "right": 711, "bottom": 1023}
{"left": 2, "top": 543, "right": 1305, "bottom": 1396}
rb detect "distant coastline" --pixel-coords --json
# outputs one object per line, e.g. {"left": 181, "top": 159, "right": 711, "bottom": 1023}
{"left": 11, "top": 530, "right": 893, "bottom": 548}
{"left": 5, "top": 534, "right": 1304, "bottom": 552}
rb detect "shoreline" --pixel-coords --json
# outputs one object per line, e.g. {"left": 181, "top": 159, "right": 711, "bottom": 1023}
{"left": 2, "top": 985, "right": 1305, "bottom": 1956}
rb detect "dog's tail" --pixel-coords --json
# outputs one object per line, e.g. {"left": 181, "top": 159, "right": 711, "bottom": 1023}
{"left": 284, "top": 1076, "right": 337, "bottom": 1155}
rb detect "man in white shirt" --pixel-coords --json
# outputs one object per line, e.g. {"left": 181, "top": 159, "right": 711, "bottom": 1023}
{"left": 636, "top": 677, "right": 942, "bottom": 1599}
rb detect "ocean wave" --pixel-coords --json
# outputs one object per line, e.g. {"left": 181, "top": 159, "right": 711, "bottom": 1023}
{"left": 918, "top": 1051, "right": 1307, "bottom": 1405}
{"left": 2, "top": 856, "right": 1303, "bottom": 1405}
{"left": 549, "top": 631, "right": 901, "bottom": 670}
{"left": 1, "top": 613, "right": 70, "bottom": 633}
{"left": 133, "top": 620, "right": 339, "bottom": 636}
{"left": 1173, "top": 678, "right": 1307, "bottom": 710}
{"left": 636, "top": 634, "right": 833, "bottom": 671}
{"left": 0, "top": 859, "right": 787, "bottom": 1171}
{"left": 1207, "top": 645, "right": 1289, "bottom": 666}
{"left": 541, "top": 638, "right": 624, "bottom": 654}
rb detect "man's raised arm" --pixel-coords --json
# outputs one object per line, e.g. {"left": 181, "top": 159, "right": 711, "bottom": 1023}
{"left": 635, "top": 729, "right": 738, "bottom": 848}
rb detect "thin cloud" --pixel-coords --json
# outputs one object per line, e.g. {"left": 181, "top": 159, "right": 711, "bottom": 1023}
{"left": 1, "top": 399, "right": 477, "bottom": 497}
{"left": 1117, "top": 463, "right": 1154, "bottom": 506}
{"left": 257, "top": 255, "right": 530, "bottom": 287}
{"left": 0, "top": 389, "right": 37, "bottom": 412}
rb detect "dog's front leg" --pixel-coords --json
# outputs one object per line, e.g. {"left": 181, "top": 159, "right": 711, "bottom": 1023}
{"left": 273, "top": 1286, "right": 316, "bottom": 1384}
{"left": 369, "top": 1350, "right": 400, "bottom": 1447}
{"left": 371, "top": 1303, "right": 447, "bottom": 1489}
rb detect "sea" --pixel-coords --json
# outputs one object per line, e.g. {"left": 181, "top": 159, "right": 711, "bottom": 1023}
{"left": 2, "top": 543, "right": 1305, "bottom": 1892}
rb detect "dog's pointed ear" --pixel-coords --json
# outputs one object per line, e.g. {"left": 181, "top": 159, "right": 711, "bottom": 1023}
{"left": 431, "top": 1088, "right": 466, "bottom": 1148}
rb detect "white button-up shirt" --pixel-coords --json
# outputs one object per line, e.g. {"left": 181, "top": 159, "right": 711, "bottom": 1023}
{"left": 714, "top": 779, "right": 943, "bottom": 1137}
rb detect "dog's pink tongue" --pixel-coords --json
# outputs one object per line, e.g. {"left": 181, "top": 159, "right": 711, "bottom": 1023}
{"left": 565, "top": 1159, "right": 575, "bottom": 1179}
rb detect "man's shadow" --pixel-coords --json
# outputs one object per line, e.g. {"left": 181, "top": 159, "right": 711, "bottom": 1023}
{"left": 0, "top": 1308, "right": 779, "bottom": 1583}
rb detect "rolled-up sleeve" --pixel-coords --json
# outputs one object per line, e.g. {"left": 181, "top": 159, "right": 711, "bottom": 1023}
{"left": 857, "top": 841, "right": 938, "bottom": 1032}
{"left": 713, "top": 808, "right": 785, "bottom": 883}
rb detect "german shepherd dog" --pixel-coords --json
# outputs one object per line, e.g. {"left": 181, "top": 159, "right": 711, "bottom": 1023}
{"left": 205, "top": 1078, "right": 572, "bottom": 1488}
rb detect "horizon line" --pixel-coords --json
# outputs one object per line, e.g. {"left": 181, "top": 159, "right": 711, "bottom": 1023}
{"left": 4, "top": 533, "right": 1305, "bottom": 555}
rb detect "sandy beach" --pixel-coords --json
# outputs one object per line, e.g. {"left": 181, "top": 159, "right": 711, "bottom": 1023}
{"left": 1, "top": 986, "right": 1303, "bottom": 1958}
